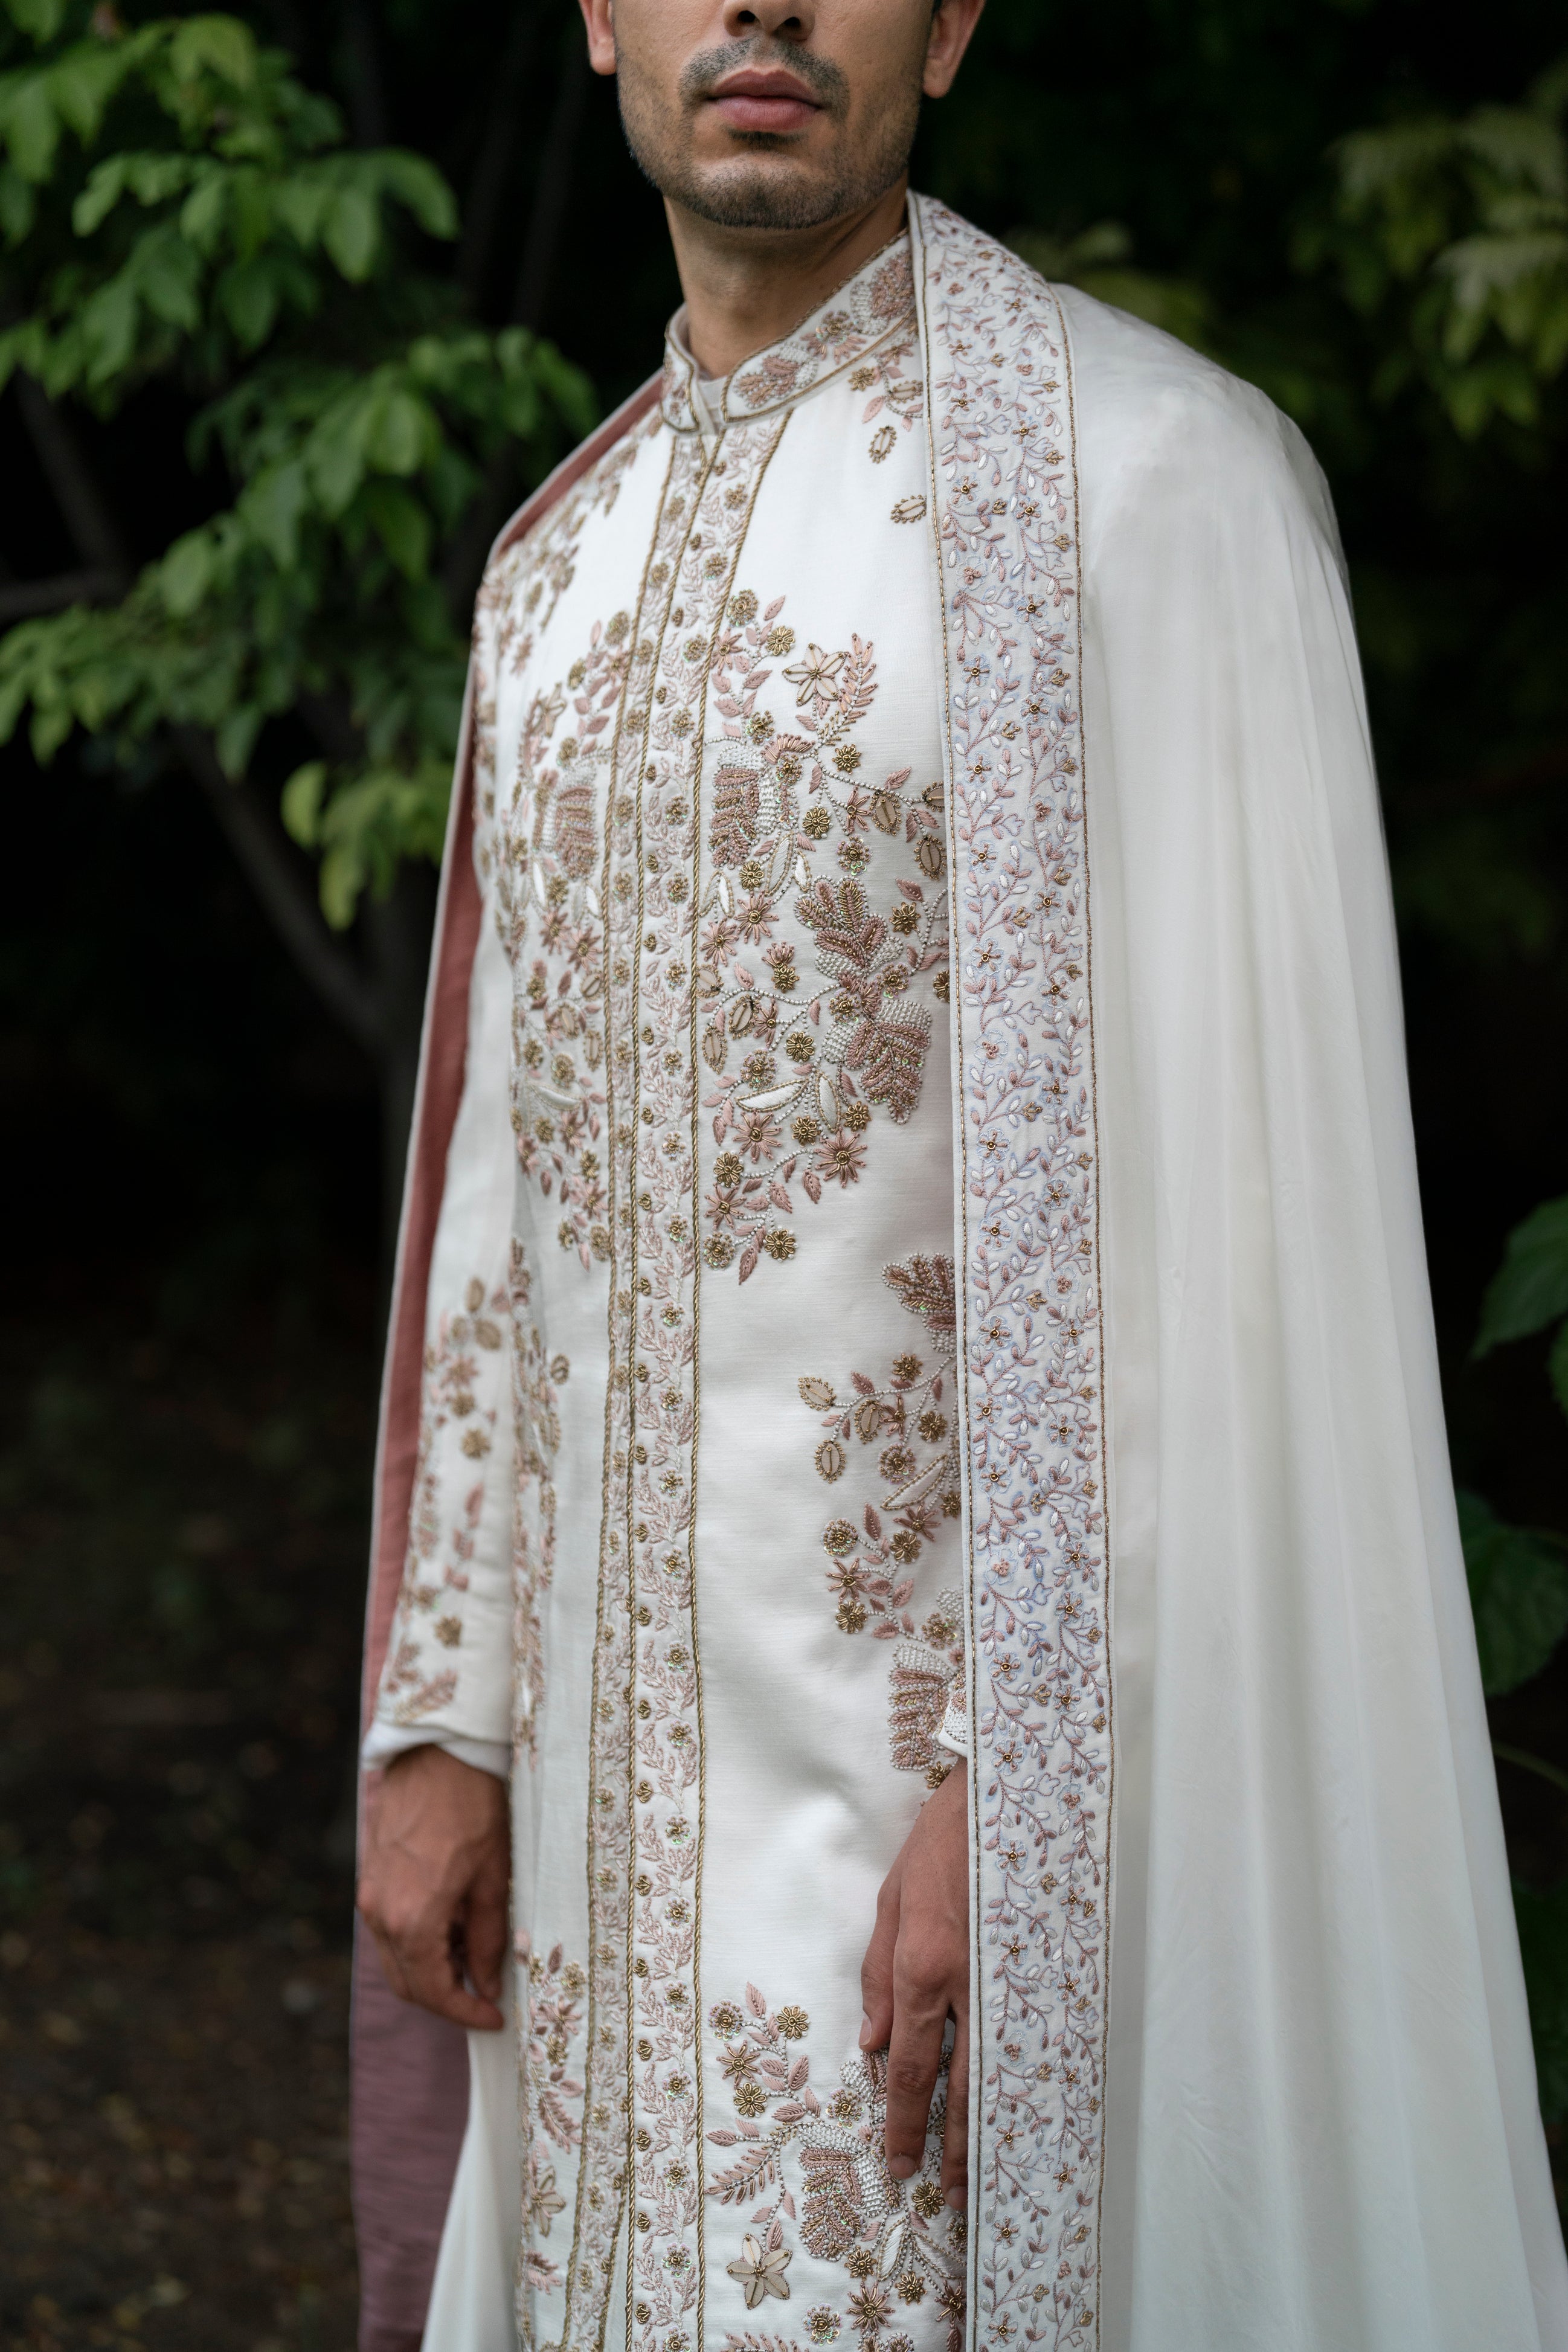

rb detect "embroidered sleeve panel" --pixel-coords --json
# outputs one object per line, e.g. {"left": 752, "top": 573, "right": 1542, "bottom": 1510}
{"left": 374, "top": 1255, "right": 516, "bottom": 1743}
{"left": 372, "top": 594, "right": 519, "bottom": 1753}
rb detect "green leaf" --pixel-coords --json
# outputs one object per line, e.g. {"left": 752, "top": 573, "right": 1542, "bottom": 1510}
{"left": 362, "top": 480, "right": 431, "bottom": 579}
{"left": 1550, "top": 1323, "right": 1568, "bottom": 1424}
{"left": 0, "top": 161, "right": 35, "bottom": 243}
{"left": 240, "top": 458, "right": 309, "bottom": 568}
{"left": 1458, "top": 1488, "right": 1568, "bottom": 1695}
{"left": 4, "top": 72, "right": 62, "bottom": 182}
{"left": 5, "top": 0, "right": 69, "bottom": 41}
{"left": 48, "top": 46, "right": 125, "bottom": 144}
{"left": 178, "top": 171, "right": 228, "bottom": 254}
{"left": 73, "top": 156, "right": 128, "bottom": 236}
{"left": 376, "top": 150, "right": 458, "bottom": 240}
{"left": 364, "top": 384, "right": 434, "bottom": 475}
{"left": 1474, "top": 1197, "right": 1568, "bottom": 1352}
{"left": 280, "top": 760, "right": 326, "bottom": 849}
{"left": 217, "top": 255, "right": 280, "bottom": 349}
{"left": 158, "top": 531, "right": 214, "bottom": 618}
{"left": 133, "top": 228, "right": 202, "bottom": 332}
{"left": 323, "top": 183, "right": 378, "bottom": 281}
{"left": 269, "top": 171, "right": 331, "bottom": 249}
{"left": 307, "top": 409, "right": 370, "bottom": 516}
{"left": 317, "top": 837, "right": 365, "bottom": 930}
{"left": 78, "top": 274, "right": 139, "bottom": 385}
{"left": 169, "top": 16, "right": 257, "bottom": 92}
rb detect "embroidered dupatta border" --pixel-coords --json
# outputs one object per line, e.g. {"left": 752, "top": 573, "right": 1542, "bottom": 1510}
{"left": 912, "top": 196, "right": 1112, "bottom": 2352}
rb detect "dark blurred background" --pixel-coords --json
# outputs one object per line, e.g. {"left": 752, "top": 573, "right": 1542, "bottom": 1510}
{"left": 2, "top": 1, "right": 1566, "bottom": 2346}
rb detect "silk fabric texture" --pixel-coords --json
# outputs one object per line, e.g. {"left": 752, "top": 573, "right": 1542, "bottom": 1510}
{"left": 355, "top": 198, "right": 1568, "bottom": 2352}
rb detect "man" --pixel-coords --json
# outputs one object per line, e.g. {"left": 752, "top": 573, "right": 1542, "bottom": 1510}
{"left": 353, "top": 3, "right": 1568, "bottom": 2348}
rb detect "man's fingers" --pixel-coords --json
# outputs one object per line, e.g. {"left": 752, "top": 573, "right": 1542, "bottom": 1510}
{"left": 940, "top": 2003, "right": 969, "bottom": 2208}
{"left": 371, "top": 1912, "right": 504, "bottom": 2031}
{"left": 883, "top": 1962, "right": 948, "bottom": 2180}
{"left": 859, "top": 1865, "right": 901, "bottom": 2052}
{"left": 359, "top": 1874, "right": 507, "bottom": 2031}
{"left": 465, "top": 1865, "right": 510, "bottom": 2006}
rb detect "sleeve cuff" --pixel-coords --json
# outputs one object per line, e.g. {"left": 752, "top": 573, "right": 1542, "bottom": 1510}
{"left": 359, "top": 1722, "right": 512, "bottom": 1782}
{"left": 936, "top": 1678, "right": 969, "bottom": 1759}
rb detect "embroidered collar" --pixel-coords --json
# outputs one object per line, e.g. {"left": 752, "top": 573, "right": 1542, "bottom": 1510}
{"left": 660, "top": 230, "right": 915, "bottom": 436}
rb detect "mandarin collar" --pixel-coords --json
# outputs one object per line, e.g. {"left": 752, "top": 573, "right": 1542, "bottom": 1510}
{"left": 659, "top": 229, "right": 915, "bottom": 439}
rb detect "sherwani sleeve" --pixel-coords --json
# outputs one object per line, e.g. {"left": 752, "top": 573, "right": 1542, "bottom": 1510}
{"left": 362, "top": 657, "right": 516, "bottom": 1781}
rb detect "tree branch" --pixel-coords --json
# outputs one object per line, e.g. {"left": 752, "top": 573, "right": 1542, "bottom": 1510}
{"left": 175, "top": 726, "right": 385, "bottom": 1058}
{"left": 8, "top": 375, "right": 390, "bottom": 1065}
{"left": 512, "top": 33, "right": 590, "bottom": 329}
{"left": 0, "top": 567, "right": 126, "bottom": 623}
{"left": 13, "top": 374, "right": 132, "bottom": 582}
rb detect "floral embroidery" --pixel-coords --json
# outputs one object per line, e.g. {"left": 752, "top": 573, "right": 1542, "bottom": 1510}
{"left": 518, "top": 1938, "right": 590, "bottom": 2312}
{"left": 801, "top": 1257, "right": 963, "bottom": 1781}
{"left": 706, "top": 1984, "right": 964, "bottom": 2351}
{"left": 510, "top": 1243, "right": 565, "bottom": 1762}
{"left": 693, "top": 600, "right": 949, "bottom": 1281}
{"left": 847, "top": 335, "right": 924, "bottom": 468}
{"left": 495, "top": 619, "right": 634, "bottom": 1268}
{"left": 383, "top": 1274, "right": 508, "bottom": 1724}
{"left": 918, "top": 195, "right": 1108, "bottom": 2350}
{"left": 480, "top": 418, "right": 650, "bottom": 716}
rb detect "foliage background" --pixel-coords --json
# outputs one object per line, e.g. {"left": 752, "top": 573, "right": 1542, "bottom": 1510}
{"left": 0, "top": 0, "right": 1566, "bottom": 2343}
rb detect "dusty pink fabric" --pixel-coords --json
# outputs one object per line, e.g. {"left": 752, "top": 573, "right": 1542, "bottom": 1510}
{"left": 351, "top": 1924, "right": 470, "bottom": 2352}
{"left": 352, "top": 378, "right": 662, "bottom": 2352}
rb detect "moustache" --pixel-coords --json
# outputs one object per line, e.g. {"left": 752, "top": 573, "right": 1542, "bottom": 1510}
{"left": 678, "top": 39, "right": 850, "bottom": 118}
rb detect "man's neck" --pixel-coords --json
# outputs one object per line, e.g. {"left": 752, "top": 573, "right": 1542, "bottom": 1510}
{"left": 665, "top": 180, "right": 909, "bottom": 379}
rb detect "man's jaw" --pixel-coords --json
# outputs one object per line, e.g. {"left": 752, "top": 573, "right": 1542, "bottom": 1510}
{"left": 706, "top": 67, "right": 824, "bottom": 138}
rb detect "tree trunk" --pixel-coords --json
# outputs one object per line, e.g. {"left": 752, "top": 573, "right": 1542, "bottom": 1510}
{"left": 364, "top": 866, "right": 438, "bottom": 1275}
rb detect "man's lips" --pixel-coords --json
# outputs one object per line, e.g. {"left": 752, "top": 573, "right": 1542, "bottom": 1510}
{"left": 707, "top": 70, "right": 823, "bottom": 135}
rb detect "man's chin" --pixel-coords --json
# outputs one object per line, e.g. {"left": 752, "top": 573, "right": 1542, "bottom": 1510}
{"left": 666, "top": 161, "right": 873, "bottom": 234}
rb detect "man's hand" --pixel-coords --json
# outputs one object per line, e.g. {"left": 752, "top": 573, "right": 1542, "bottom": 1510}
{"left": 357, "top": 1745, "right": 510, "bottom": 2031}
{"left": 859, "top": 1759, "right": 969, "bottom": 2210}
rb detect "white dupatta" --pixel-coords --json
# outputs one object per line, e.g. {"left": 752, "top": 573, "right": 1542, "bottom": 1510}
{"left": 913, "top": 194, "right": 1568, "bottom": 2351}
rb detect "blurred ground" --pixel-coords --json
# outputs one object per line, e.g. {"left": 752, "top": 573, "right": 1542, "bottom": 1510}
{"left": 0, "top": 1305, "right": 371, "bottom": 2351}
{"left": 1, "top": 1935, "right": 354, "bottom": 2352}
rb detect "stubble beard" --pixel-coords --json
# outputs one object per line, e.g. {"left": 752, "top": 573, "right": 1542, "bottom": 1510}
{"left": 617, "top": 40, "right": 921, "bottom": 233}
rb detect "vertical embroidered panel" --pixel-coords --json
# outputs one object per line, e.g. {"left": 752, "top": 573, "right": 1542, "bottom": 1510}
{"left": 916, "top": 199, "right": 1111, "bottom": 2352}
{"left": 607, "top": 412, "right": 792, "bottom": 2351}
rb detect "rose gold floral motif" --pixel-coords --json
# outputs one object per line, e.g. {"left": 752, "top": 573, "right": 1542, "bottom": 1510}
{"left": 705, "top": 1982, "right": 963, "bottom": 2349}
{"left": 798, "top": 1259, "right": 963, "bottom": 1778}
{"left": 509, "top": 1242, "right": 565, "bottom": 1763}
{"left": 382, "top": 1273, "right": 507, "bottom": 1724}
{"left": 695, "top": 605, "right": 948, "bottom": 1278}
{"left": 518, "top": 1939, "right": 589, "bottom": 2303}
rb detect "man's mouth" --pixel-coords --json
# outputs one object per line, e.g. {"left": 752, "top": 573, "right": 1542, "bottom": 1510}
{"left": 707, "top": 69, "right": 823, "bottom": 136}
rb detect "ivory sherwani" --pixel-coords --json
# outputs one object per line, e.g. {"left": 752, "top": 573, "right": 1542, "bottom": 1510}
{"left": 356, "top": 198, "right": 1568, "bottom": 2352}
